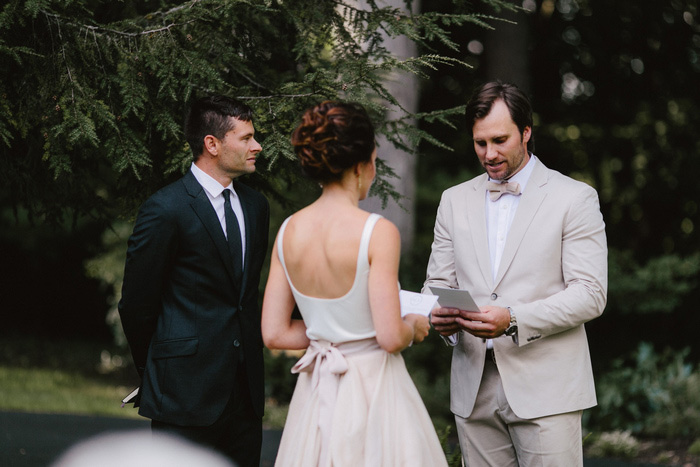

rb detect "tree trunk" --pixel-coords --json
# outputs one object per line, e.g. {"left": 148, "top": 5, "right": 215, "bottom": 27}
{"left": 355, "top": 0, "right": 420, "bottom": 251}
{"left": 482, "top": 6, "right": 532, "bottom": 93}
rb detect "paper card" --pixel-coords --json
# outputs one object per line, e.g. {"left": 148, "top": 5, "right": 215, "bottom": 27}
{"left": 121, "top": 387, "right": 139, "bottom": 407}
{"left": 399, "top": 290, "right": 439, "bottom": 317}
{"left": 427, "top": 286, "right": 480, "bottom": 312}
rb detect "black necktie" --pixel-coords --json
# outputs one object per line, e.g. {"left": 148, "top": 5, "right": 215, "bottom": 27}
{"left": 224, "top": 189, "right": 245, "bottom": 363}
{"left": 223, "top": 189, "right": 243, "bottom": 278}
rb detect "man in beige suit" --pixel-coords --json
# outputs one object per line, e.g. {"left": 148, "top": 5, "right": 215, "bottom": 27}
{"left": 424, "top": 81, "right": 607, "bottom": 466}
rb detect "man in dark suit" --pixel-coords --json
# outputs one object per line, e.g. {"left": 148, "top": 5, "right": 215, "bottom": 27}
{"left": 118, "top": 95, "right": 270, "bottom": 466}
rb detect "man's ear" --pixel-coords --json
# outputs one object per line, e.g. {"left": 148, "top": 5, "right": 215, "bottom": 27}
{"left": 522, "top": 126, "right": 532, "bottom": 145}
{"left": 203, "top": 135, "right": 218, "bottom": 156}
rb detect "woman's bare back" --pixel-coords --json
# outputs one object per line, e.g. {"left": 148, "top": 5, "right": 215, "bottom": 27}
{"left": 281, "top": 204, "right": 372, "bottom": 299}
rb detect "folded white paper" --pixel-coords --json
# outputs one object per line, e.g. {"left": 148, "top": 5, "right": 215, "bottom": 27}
{"left": 399, "top": 290, "right": 439, "bottom": 317}
{"left": 427, "top": 286, "right": 480, "bottom": 312}
{"left": 121, "top": 387, "right": 139, "bottom": 407}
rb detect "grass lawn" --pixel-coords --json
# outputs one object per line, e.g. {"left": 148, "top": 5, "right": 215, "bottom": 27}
{"left": 6, "top": 336, "right": 697, "bottom": 466}
{"left": 0, "top": 336, "right": 142, "bottom": 419}
{"left": 0, "top": 366, "right": 140, "bottom": 418}
{"left": 0, "top": 335, "right": 288, "bottom": 427}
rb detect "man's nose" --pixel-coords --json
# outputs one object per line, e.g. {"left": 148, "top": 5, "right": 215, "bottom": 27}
{"left": 251, "top": 138, "right": 262, "bottom": 152}
{"left": 484, "top": 143, "right": 498, "bottom": 159}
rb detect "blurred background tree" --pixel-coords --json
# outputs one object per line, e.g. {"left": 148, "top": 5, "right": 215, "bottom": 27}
{"left": 405, "top": 0, "right": 700, "bottom": 435}
{"left": 412, "top": 0, "right": 700, "bottom": 364}
{"left": 2, "top": 0, "right": 700, "bottom": 444}
{"left": 0, "top": 0, "right": 503, "bottom": 338}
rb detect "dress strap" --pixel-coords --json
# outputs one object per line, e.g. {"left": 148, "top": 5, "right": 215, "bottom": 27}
{"left": 356, "top": 213, "right": 382, "bottom": 270}
{"left": 278, "top": 214, "right": 381, "bottom": 294}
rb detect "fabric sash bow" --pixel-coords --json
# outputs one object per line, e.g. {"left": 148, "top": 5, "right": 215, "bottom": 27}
{"left": 292, "top": 340, "right": 349, "bottom": 466}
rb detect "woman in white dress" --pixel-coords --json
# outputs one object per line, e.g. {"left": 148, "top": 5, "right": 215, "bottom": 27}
{"left": 261, "top": 101, "right": 447, "bottom": 467}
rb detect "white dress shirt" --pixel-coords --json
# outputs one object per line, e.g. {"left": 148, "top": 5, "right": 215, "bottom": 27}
{"left": 487, "top": 155, "right": 537, "bottom": 280}
{"left": 191, "top": 163, "right": 246, "bottom": 267}
{"left": 484, "top": 154, "right": 537, "bottom": 348}
{"left": 441, "top": 155, "right": 539, "bottom": 347}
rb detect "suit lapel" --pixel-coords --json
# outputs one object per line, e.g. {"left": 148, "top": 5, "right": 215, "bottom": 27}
{"left": 184, "top": 171, "right": 242, "bottom": 295}
{"left": 493, "top": 161, "right": 549, "bottom": 288}
{"left": 466, "top": 175, "right": 494, "bottom": 288}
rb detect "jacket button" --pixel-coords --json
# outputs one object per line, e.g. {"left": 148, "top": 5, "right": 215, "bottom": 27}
{"left": 233, "top": 339, "right": 241, "bottom": 347}
{"left": 491, "top": 293, "right": 498, "bottom": 300}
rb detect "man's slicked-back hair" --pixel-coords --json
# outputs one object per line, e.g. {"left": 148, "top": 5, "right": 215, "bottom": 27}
{"left": 465, "top": 81, "right": 534, "bottom": 152}
{"left": 184, "top": 95, "right": 254, "bottom": 158}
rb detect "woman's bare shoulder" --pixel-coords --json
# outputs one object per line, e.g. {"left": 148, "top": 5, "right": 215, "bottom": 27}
{"left": 368, "top": 216, "right": 400, "bottom": 253}
{"left": 372, "top": 216, "right": 399, "bottom": 237}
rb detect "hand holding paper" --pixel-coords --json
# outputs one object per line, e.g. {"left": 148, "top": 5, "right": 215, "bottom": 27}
{"left": 425, "top": 286, "right": 483, "bottom": 337}
{"left": 399, "top": 290, "right": 439, "bottom": 317}
{"left": 427, "top": 286, "right": 480, "bottom": 313}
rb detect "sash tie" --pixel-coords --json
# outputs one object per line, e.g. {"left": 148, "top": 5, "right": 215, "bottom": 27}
{"left": 292, "top": 339, "right": 349, "bottom": 386}
{"left": 291, "top": 340, "right": 350, "bottom": 467}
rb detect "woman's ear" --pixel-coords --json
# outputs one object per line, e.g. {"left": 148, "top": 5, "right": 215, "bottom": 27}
{"left": 353, "top": 162, "right": 362, "bottom": 177}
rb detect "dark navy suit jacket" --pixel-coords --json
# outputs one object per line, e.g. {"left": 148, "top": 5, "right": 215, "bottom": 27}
{"left": 118, "top": 170, "right": 269, "bottom": 426}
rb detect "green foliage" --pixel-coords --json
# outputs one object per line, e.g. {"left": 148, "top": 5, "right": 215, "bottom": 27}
{"left": 585, "top": 431, "right": 641, "bottom": 460}
{"left": 263, "top": 348, "right": 299, "bottom": 405}
{"left": 262, "top": 400, "right": 289, "bottom": 430}
{"left": 644, "top": 371, "right": 700, "bottom": 439}
{"left": 403, "top": 333, "right": 454, "bottom": 427}
{"left": 418, "top": 0, "right": 700, "bottom": 297}
{"left": 528, "top": 1, "right": 700, "bottom": 259}
{"left": 689, "top": 438, "right": 700, "bottom": 456}
{"left": 589, "top": 342, "right": 700, "bottom": 439}
{"left": 607, "top": 250, "right": 700, "bottom": 315}
{"left": 436, "top": 424, "right": 463, "bottom": 467}
{"left": 0, "top": 0, "right": 500, "bottom": 224}
{"left": 83, "top": 221, "right": 132, "bottom": 347}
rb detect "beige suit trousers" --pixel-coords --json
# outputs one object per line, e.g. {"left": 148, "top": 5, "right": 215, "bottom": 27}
{"left": 455, "top": 354, "right": 583, "bottom": 467}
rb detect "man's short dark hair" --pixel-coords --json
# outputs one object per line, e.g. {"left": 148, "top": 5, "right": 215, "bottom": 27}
{"left": 465, "top": 81, "right": 534, "bottom": 152}
{"left": 184, "top": 95, "right": 254, "bottom": 158}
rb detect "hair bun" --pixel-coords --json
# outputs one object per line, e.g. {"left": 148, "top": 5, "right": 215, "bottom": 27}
{"left": 292, "top": 101, "right": 375, "bottom": 183}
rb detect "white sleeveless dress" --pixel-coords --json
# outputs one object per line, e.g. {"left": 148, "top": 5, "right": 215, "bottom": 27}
{"left": 274, "top": 213, "right": 447, "bottom": 467}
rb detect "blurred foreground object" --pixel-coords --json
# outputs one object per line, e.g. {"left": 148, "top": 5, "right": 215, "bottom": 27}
{"left": 51, "top": 429, "right": 234, "bottom": 467}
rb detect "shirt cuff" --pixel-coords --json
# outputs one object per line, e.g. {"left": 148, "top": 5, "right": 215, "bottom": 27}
{"left": 441, "top": 333, "right": 458, "bottom": 347}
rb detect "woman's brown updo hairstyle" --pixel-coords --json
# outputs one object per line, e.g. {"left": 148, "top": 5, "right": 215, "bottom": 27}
{"left": 291, "top": 101, "right": 375, "bottom": 184}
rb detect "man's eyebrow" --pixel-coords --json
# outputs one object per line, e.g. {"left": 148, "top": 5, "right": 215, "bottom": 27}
{"left": 474, "top": 133, "right": 508, "bottom": 141}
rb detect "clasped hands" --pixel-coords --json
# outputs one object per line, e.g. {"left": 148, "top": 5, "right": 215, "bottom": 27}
{"left": 430, "top": 305, "right": 511, "bottom": 339}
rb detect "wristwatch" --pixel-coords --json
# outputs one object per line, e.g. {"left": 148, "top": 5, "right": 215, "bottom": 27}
{"left": 504, "top": 306, "right": 518, "bottom": 336}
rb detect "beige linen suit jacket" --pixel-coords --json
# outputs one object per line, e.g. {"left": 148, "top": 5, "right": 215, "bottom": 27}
{"left": 424, "top": 159, "right": 607, "bottom": 420}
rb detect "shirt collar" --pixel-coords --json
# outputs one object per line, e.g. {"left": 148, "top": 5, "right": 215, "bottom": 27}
{"left": 508, "top": 153, "right": 537, "bottom": 189}
{"left": 489, "top": 153, "right": 537, "bottom": 191}
{"left": 191, "top": 163, "right": 235, "bottom": 198}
